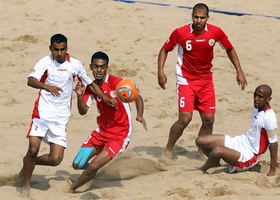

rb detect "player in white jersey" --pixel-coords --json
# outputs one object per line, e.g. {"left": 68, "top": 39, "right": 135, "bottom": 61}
{"left": 17, "top": 34, "right": 118, "bottom": 197}
{"left": 196, "top": 84, "right": 278, "bottom": 176}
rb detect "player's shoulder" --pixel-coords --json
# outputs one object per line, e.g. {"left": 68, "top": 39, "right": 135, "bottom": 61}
{"left": 36, "top": 54, "right": 53, "bottom": 65}
{"left": 107, "top": 74, "right": 122, "bottom": 82}
{"left": 105, "top": 74, "right": 122, "bottom": 90}
{"left": 265, "top": 107, "right": 277, "bottom": 116}
{"left": 68, "top": 55, "right": 82, "bottom": 65}
{"left": 176, "top": 24, "right": 191, "bottom": 31}
{"left": 206, "top": 23, "right": 223, "bottom": 31}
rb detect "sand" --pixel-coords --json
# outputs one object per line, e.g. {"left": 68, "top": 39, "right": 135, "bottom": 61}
{"left": 1, "top": 0, "right": 280, "bottom": 199}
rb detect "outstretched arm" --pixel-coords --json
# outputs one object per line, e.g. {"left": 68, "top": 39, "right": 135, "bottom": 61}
{"left": 226, "top": 48, "right": 247, "bottom": 90}
{"left": 157, "top": 46, "right": 168, "bottom": 90}
{"left": 134, "top": 95, "right": 147, "bottom": 131}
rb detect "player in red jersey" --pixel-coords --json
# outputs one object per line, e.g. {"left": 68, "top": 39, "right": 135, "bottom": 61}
{"left": 68, "top": 51, "right": 147, "bottom": 193}
{"left": 17, "top": 34, "right": 117, "bottom": 197}
{"left": 157, "top": 3, "right": 247, "bottom": 160}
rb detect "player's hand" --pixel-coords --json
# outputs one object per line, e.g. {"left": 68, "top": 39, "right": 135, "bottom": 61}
{"left": 74, "top": 81, "right": 86, "bottom": 96}
{"left": 136, "top": 116, "right": 147, "bottom": 131}
{"left": 103, "top": 96, "right": 118, "bottom": 108}
{"left": 45, "top": 85, "right": 63, "bottom": 96}
{"left": 236, "top": 72, "right": 247, "bottom": 90}
{"left": 158, "top": 72, "right": 167, "bottom": 90}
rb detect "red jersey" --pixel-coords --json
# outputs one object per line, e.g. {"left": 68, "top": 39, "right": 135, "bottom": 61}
{"left": 164, "top": 23, "right": 233, "bottom": 85}
{"left": 83, "top": 74, "right": 132, "bottom": 138}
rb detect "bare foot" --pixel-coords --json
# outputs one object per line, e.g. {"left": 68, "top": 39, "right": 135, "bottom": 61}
{"left": 21, "top": 186, "right": 30, "bottom": 197}
{"left": 162, "top": 148, "right": 172, "bottom": 159}
{"left": 158, "top": 148, "right": 173, "bottom": 164}
{"left": 67, "top": 187, "right": 74, "bottom": 194}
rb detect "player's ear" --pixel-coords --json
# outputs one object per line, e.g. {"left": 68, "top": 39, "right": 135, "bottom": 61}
{"left": 267, "top": 96, "right": 272, "bottom": 103}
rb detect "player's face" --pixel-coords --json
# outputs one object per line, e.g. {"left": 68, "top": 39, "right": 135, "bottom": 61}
{"left": 192, "top": 8, "right": 209, "bottom": 33}
{"left": 90, "top": 59, "right": 108, "bottom": 82}
{"left": 254, "top": 87, "right": 271, "bottom": 111}
{"left": 49, "top": 42, "right": 68, "bottom": 64}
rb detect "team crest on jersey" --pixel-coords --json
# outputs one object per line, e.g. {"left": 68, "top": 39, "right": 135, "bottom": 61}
{"left": 208, "top": 39, "right": 215, "bottom": 46}
{"left": 110, "top": 90, "right": 117, "bottom": 98}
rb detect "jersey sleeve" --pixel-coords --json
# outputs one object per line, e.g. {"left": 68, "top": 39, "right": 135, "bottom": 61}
{"left": 83, "top": 86, "right": 94, "bottom": 107}
{"left": 163, "top": 28, "right": 179, "bottom": 52}
{"left": 264, "top": 110, "right": 278, "bottom": 143}
{"left": 76, "top": 60, "right": 93, "bottom": 85}
{"left": 216, "top": 27, "right": 234, "bottom": 50}
{"left": 28, "top": 56, "right": 49, "bottom": 80}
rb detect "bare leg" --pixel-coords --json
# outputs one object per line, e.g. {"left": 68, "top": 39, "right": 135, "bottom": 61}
{"left": 20, "top": 140, "right": 64, "bottom": 197}
{"left": 20, "top": 136, "right": 41, "bottom": 197}
{"left": 162, "top": 112, "right": 192, "bottom": 160}
{"left": 197, "top": 113, "right": 214, "bottom": 160}
{"left": 68, "top": 148, "right": 111, "bottom": 193}
{"left": 199, "top": 146, "right": 240, "bottom": 172}
{"left": 35, "top": 143, "right": 64, "bottom": 166}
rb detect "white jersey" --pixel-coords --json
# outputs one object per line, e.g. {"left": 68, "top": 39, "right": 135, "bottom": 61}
{"left": 242, "top": 107, "right": 278, "bottom": 155}
{"left": 28, "top": 54, "right": 92, "bottom": 125}
{"left": 225, "top": 106, "right": 278, "bottom": 172}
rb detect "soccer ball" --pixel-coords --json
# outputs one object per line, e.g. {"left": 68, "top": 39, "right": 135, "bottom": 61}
{"left": 115, "top": 79, "right": 139, "bottom": 103}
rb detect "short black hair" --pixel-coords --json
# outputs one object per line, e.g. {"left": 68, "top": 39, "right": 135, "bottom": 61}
{"left": 50, "top": 34, "right": 67, "bottom": 45}
{"left": 193, "top": 3, "right": 209, "bottom": 15}
{"left": 91, "top": 51, "right": 109, "bottom": 64}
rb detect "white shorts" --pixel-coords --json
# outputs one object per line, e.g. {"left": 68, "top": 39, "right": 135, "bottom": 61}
{"left": 224, "top": 135, "right": 259, "bottom": 173}
{"left": 27, "top": 118, "right": 67, "bottom": 148}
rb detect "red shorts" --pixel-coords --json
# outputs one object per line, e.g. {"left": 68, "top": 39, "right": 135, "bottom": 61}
{"left": 81, "top": 128, "right": 130, "bottom": 158}
{"left": 177, "top": 83, "right": 216, "bottom": 113}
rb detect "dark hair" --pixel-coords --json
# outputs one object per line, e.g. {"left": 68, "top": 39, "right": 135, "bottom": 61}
{"left": 193, "top": 3, "right": 209, "bottom": 15}
{"left": 91, "top": 51, "right": 109, "bottom": 64}
{"left": 50, "top": 34, "right": 67, "bottom": 45}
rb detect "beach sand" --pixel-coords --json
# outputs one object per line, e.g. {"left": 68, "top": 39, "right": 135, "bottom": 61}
{"left": 1, "top": 0, "right": 280, "bottom": 199}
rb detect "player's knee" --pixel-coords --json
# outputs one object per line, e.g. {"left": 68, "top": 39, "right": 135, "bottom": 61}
{"left": 195, "top": 135, "right": 206, "bottom": 147}
{"left": 202, "top": 116, "right": 214, "bottom": 127}
{"left": 50, "top": 155, "right": 63, "bottom": 166}
{"left": 211, "top": 146, "right": 224, "bottom": 157}
{"left": 72, "top": 161, "right": 86, "bottom": 170}
{"left": 27, "top": 146, "right": 39, "bottom": 158}
{"left": 178, "top": 116, "right": 192, "bottom": 127}
{"left": 72, "top": 147, "right": 94, "bottom": 170}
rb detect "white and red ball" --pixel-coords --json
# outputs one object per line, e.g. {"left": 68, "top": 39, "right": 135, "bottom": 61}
{"left": 115, "top": 79, "right": 139, "bottom": 103}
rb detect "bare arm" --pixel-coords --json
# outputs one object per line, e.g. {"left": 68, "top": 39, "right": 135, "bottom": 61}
{"left": 88, "top": 82, "right": 118, "bottom": 108}
{"left": 74, "top": 82, "right": 89, "bottom": 115}
{"left": 27, "top": 77, "right": 62, "bottom": 96}
{"left": 226, "top": 48, "right": 247, "bottom": 90}
{"left": 157, "top": 46, "right": 169, "bottom": 90}
{"left": 267, "top": 142, "right": 278, "bottom": 176}
{"left": 134, "top": 95, "right": 147, "bottom": 131}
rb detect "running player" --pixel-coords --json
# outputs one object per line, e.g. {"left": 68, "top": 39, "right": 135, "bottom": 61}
{"left": 18, "top": 34, "right": 117, "bottom": 197}
{"left": 67, "top": 51, "right": 147, "bottom": 193}
{"left": 196, "top": 84, "right": 278, "bottom": 176}
{"left": 157, "top": 3, "right": 247, "bottom": 160}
